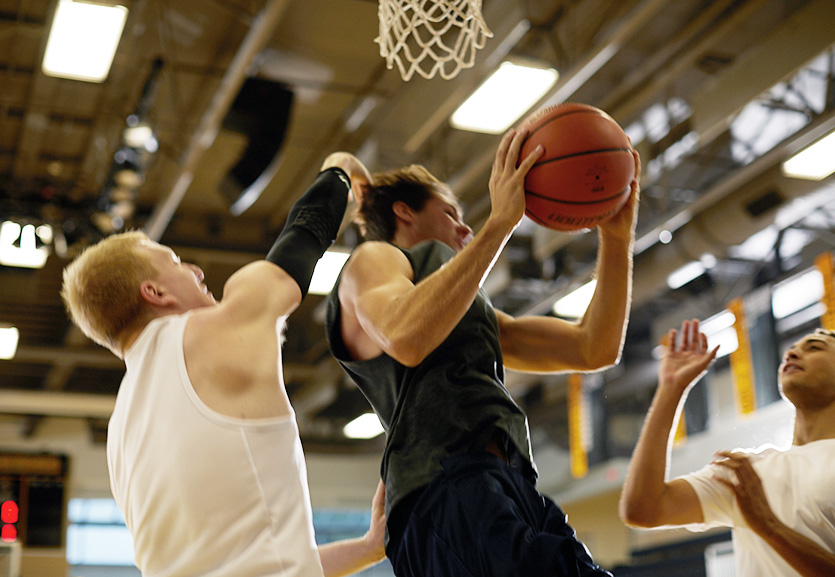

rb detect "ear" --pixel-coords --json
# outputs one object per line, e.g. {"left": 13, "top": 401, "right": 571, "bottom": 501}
{"left": 392, "top": 200, "right": 415, "bottom": 225}
{"left": 139, "top": 280, "right": 174, "bottom": 307}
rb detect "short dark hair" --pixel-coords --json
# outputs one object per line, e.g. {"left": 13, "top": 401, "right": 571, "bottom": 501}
{"left": 354, "top": 165, "right": 442, "bottom": 241}
{"left": 814, "top": 328, "right": 835, "bottom": 339}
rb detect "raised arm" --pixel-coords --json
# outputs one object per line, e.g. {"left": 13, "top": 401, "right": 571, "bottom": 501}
{"left": 317, "top": 481, "right": 386, "bottom": 577}
{"left": 218, "top": 152, "right": 366, "bottom": 322}
{"left": 184, "top": 154, "right": 363, "bottom": 418}
{"left": 499, "top": 149, "right": 640, "bottom": 373}
{"left": 619, "top": 319, "right": 718, "bottom": 528}
{"left": 339, "top": 129, "right": 542, "bottom": 366}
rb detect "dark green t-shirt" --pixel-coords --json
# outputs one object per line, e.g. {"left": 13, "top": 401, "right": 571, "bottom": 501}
{"left": 325, "top": 240, "right": 535, "bottom": 522}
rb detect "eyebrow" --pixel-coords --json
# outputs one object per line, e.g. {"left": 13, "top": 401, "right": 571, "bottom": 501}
{"left": 798, "top": 337, "right": 830, "bottom": 348}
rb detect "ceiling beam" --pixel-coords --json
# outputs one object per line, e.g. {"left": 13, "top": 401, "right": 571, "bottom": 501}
{"left": 0, "top": 389, "right": 116, "bottom": 419}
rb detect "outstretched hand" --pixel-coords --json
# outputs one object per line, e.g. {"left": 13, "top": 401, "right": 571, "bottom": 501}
{"left": 659, "top": 319, "right": 719, "bottom": 396}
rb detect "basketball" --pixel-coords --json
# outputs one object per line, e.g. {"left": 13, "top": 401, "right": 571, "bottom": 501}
{"left": 520, "top": 103, "right": 635, "bottom": 232}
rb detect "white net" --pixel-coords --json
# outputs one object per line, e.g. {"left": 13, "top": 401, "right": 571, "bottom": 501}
{"left": 377, "top": 0, "right": 493, "bottom": 81}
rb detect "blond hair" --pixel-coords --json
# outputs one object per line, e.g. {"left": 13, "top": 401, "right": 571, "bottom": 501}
{"left": 61, "top": 231, "right": 158, "bottom": 356}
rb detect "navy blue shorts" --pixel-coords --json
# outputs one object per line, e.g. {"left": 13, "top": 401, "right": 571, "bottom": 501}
{"left": 387, "top": 451, "right": 611, "bottom": 577}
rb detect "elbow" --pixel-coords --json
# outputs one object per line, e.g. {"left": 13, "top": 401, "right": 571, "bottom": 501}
{"left": 387, "top": 335, "right": 430, "bottom": 368}
{"left": 619, "top": 507, "right": 656, "bottom": 529}
{"left": 619, "top": 497, "right": 663, "bottom": 529}
{"left": 583, "top": 328, "right": 625, "bottom": 370}
{"left": 576, "top": 344, "right": 621, "bottom": 372}
{"left": 588, "top": 349, "right": 621, "bottom": 371}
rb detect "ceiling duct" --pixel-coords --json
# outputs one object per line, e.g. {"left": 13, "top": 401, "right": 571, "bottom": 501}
{"left": 144, "top": 0, "right": 292, "bottom": 241}
{"left": 632, "top": 166, "right": 829, "bottom": 307}
{"left": 219, "top": 77, "right": 294, "bottom": 215}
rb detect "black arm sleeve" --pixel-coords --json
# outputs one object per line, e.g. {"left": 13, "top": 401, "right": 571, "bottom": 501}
{"left": 265, "top": 167, "right": 350, "bottom": 298}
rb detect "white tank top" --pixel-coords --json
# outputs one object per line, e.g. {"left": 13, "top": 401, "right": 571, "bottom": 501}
{"left": 107, "top": 312, "right": 324, "bottom": 577}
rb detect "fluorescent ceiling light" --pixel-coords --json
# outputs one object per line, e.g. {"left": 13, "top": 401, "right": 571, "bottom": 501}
{"left": 782, "top": 129, "right": 835, "bottom": 180}
{"left": 700, "top": 310, "right": 736, "bottom": 337}
{"left": 699, "top": 310, "right": 738, "bottom": 359}
{"left": 308, "top": 250, "right": 350, "bottom": 295}
{"left": 451, "top": 62, "right": 558, "bottom": 134}
{"left": 0, "top": 222, "right": 50, "bottom": 269}
{"left": 552, "top": 280, "right": 596, "bottom": 318}
{"left": 706, "top": 326, "right": 738, "bottom": 359}
{"left": 0, "top": 326, "right": 20, "bottom": 360}
{"left": 772, "top": 268, "right": 823, "bottom": 319}
{"left": 667, "top": 260, "right": 705, "bottom": 289}
{"left": 42, "top": 1, "right": 129, "bottom": 83}
{"left": 343, "top": 413, "right": 384, "bottom": 439}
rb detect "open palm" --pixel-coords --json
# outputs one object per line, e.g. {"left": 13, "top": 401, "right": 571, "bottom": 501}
{"left": 659, "top": 319, "right": 719, "bottom": 394}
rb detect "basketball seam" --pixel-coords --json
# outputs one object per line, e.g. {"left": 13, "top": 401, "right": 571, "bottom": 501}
{"left": 527, "top": 108, "right": 604, "bottom": 140}
{"left": 525, "top": 187, "right": 630, "bottom": 205}
{"left": 524, "top": 209, "right": 552, "bottom": 227}
{"left": 534, "top": 147, "right": 632, "bottom": 166}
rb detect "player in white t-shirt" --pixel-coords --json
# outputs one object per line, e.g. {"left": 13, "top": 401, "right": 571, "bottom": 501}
{"left": 619, "top": 319, "right": 835, "bottom": 577}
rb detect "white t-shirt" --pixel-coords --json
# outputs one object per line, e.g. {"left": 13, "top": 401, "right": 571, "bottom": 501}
{"left": 107, "top": 313, "right": 324, "bottom": 577}
{"left": 681, "top": 439, "right": 835, "bottom": 577}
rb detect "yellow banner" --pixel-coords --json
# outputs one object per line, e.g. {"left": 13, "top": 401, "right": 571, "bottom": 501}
{"left": 816, "top": 252, "right": 835, "bottom": 331}
{"left": 673, "top": 409, "right": 687, "bottom": 446}
{"left": 567, "top": 373, "right": 588, "bottom": 478}
{"left": 727, "top": 298, "right": 757, "bottom": 416}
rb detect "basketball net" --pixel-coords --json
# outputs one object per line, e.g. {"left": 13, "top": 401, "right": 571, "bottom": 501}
{"left": 376, "top": 0, "right": 493, "bottom": 81}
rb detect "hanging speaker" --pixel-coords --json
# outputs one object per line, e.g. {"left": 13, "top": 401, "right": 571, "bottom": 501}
{"left": 219, "top": 77, "right": 294, "bottom": 215}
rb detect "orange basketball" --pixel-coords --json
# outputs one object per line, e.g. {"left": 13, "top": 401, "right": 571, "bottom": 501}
{"left": 520, "top": 103, "right": 634, "bottom": 232}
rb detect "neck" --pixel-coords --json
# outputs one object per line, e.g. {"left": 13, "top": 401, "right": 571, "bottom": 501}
{"left": 118, "top": 326, "right": 145, "bottom": 358}
{"left": 118, "top": 309, "right": 170, "bottom": 357}
{"left": 792, "top": 403, "right": 835, "bottom": 445}
{"left": 390, "top": 230, "right": 419, "bottom": 250}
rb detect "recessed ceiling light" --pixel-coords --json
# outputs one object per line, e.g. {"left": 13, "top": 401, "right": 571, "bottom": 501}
{"left": 451, "top": 61, "right": 558, "bottom": 134}
{"left": 782, "top": 129, "right": 835, "bottom": 180}
{"left": 42, "top": 1, "right": 129, "bottom": 83}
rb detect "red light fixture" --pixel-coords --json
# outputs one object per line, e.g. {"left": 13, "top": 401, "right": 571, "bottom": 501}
{"left": 1, "top": 500, "right": 18, "bottom": 542}
{"left": 0, "top": 524, "right": 16, "bottom": 542}
{"left": 1, "top": 500, "right": 18, "bottom": 524}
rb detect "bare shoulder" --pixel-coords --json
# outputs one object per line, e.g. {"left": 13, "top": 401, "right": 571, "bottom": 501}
{"left": 342, "top": 241, "right": 413, "bottom": 284}
{"left": 220, "top": 260, "right": 301, "bottom": 320}
{"left": 347, "top": 241, "right": 406, "bottom": 265}
{"left": 182, "top": 298, "right": 291, "bottom": 418}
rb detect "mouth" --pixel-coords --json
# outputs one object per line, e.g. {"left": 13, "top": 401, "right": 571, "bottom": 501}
{"left": 782, "top": 362, "right": 802, "bottom": 374}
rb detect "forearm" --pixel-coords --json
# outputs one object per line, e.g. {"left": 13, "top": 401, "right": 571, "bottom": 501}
{"left": 580, "top": 228, "right": 634, "bottom": 365}
{"left": 493, "top": 222, "right": 633, "bottom": 373}
{"left": 757, "top": 519, "right": 835, "bottom": 576}
{"left": 619, "top": 387, "right": 683, "bottom": 526}
{"left": 371, "top": 216, "right": 515, "bottom": 365}
{"left": 266, "top": 168, "right": 350, "bottom": 298}
{"left": 318, "top": 537, "right": 384, "bottom": 577}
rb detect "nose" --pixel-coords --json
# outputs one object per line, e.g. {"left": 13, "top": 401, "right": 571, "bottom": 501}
{"left": 458, "top": 223, "right": 473, "bottom": 243}
{"left": 784, "top": 347, "right": 800, "bottom": 364}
